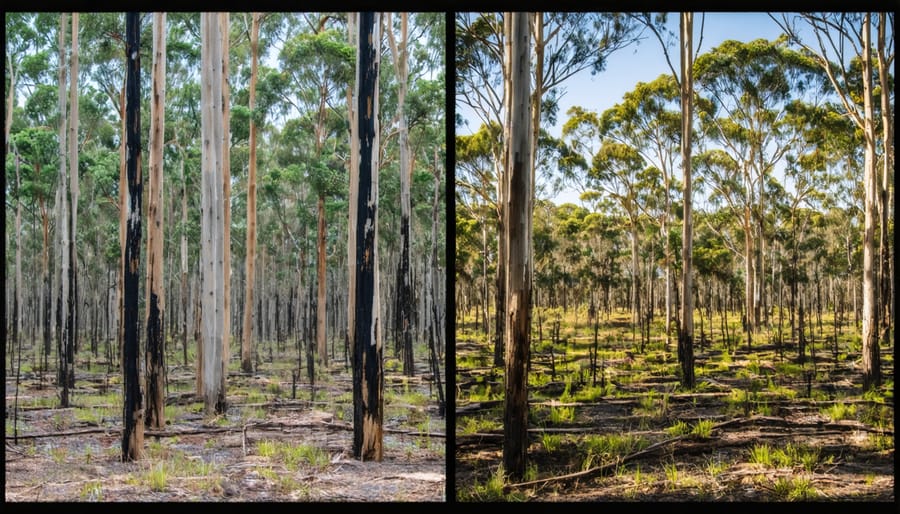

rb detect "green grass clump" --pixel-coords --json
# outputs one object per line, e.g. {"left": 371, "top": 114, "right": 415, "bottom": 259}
{"left": 772, "top": 476, "right": 818, "bottom": 501}
{"left": 690, "top": 419, "right": 715, "bottom": 439}
{"left": 458, "top": 415, "right": 501, "bottom": 435}
{"left": 457, "top": 465, "right": 526, "bottom": 502}
{"left": 541, "top": 433, "right": 562, "bottom": 452}
{"left": 666, "top": 420, "right": 691, "bottom": 437}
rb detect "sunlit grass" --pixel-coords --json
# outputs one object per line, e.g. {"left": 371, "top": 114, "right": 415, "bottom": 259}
{"left": 457, "top": 464, "right": 527, "bottom": 502}
{"left": 458, "top": 415, "right": 501, "bottom": 435}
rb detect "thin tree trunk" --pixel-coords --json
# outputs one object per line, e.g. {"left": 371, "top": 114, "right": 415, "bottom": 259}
{"left": 145, "top": 12, "right": 167, "bottom": 429}
{"left": 118, "top": 81, "right": 126, "bottom": 371}
{"left": 876, "top": 12, "right": 893, "bottom": 350}
{"left": 67, "top": 11, "right": 79, "bottom": 382}
{"left": 352, "top": 12, "right": 383, "bottom": 461}
{"left": 387, "top": 12, "right": 414, "bottom": 376}
{"left": 346, "top": 11, "right": 359, "bottom": 377}
{"left": 503, "top": 11, "right": 533, "bottom": 481}
{"left": 122, "top": 11, "right": 144, "bottom": 461}
{"left": 221, "top": 13, "right": 232, "bottom": 370}
{"left": 242, "top": 12, "right": 260, "bottom": 374}
{"left": 56, "top": 12, "right": 71, "bottom": 405}
{"left": 678, "top": 11, "right": 695, "bottom": 389}
{"left": 317, "top": 194, "right": 327, "bottom": 366}
{"left": 860, "top": 14, "right": 881, "bottom": 390}
{"left": 180, "top": 148, "right": 188, "bottom": 367}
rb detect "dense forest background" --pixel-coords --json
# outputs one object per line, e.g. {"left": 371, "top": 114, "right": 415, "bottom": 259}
{"left": 5, "top": 11, "right": 446, "bottom": 392}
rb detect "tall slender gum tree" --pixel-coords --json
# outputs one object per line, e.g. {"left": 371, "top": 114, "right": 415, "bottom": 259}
{"left": 64, "top": 12, "right": 81, "bottom": 400}
{"left": 352, "top": 11, "right": 383, "bottom": 462}
{"left": 200, "top": 11, "right": 228, "bottom": 415}
{"left": 858, "top": 14, "right": 880, "bottom": 390}
{"left": 242, "top": 12, "right": 261, "bottom": 374}
{"left": 122, "top": 11, "right": 145, "bottom": 461}
{"left": 502, "top": 11, "right": 533, "bottom": 481}
{"left": 387, "top": 12, "right": 415, "bottom": 376}
{"left": 221, "top": 13, "right": 232, "bottom": 369}
{"left": 56, "top": 12, "right": 71, "bottom": 405}
{"left": 145, "top": 11, "right": 167, "bottom": 429}
{"left": 678, "top": 12, "right": 695, "bottom": 389}
{"left": 346, "top": 12, "right": 359, "bottom": 369}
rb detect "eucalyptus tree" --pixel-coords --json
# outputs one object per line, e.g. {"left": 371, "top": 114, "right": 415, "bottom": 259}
{"left": 9, "top": 127, "right": 57, "bottom": 372}
{"left": 693, "top": 36, "right": 824, "bottom": 345}
{"left": 352, "top": 10, "right": 383, "bottom": 462}
{"left": 239, "top": 12, "right": 262, "bottom": 373}
{"left": 578, "top": 73, "right": 681, "bottom": 344}
{"left": 562, "top": 106, "right": 657, "bottom": 348}
{"left": 455, "top": 122, "right": 502, "bottom": 361}
{"left": 386, "top": 12, "right": 415, "bottom": 375}
{"left": 677, "top": 12, "right": 696, "bottom": 388}
{"left": 773, "top": 12, "right": 891, "bottom": 391}
{"left": 690, "top": 211, "right": 735, "bottom": 351}
{"left": 457, "top": 12, "right": 641, "bottom": 369}
{"left": 502, "top": 11, "right": 532, "bottom": 482}
{"left": 200, "top": 11, "right": 229, "bottom": 416}
{"left": 55, "top": 12, "right": 76, "bottom": 405}
{"left": 122, "top": 11, "right": 144, "bottom": 462}
{"left": 144, "top": 11, "right": 166, "bottom": 429}
{"left": 78, "top": 12, "right": 129, "bottom": 367}
{"left": 276, "top": 15, "right": 354, "bottom": 368}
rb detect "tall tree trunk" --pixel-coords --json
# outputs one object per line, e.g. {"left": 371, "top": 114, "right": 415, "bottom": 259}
{"left": 678, "top": 11, "right": 695, "bottom": 389}
{"left": 317, "top": 193, "right": 328, "bottom": 366}
{"left": 429, "top": 148, "right": 445, "bottom": 416}
{"left": 493, "top": 13, "right": 513, "bottom": 369}
{"left": 221, "top": 13, "right": 232, "bottom": 371}
{"left": 67, "top": 10, "right": 79, "bottom": 375}
{"left": 387, "top": 12, "right": 414, "bottom": 376}
{"left": 242, "top": 12, "right": 260, "bottom": 374}
{"left": 503, "top": 11, "right": 533, "bottom": 481}
{"left": 352, "top": 11, "right": 383, "bottom": 461}
{"left": 13, "top": 152, "right": 23, "bottom": 376}
{"left": 179, "top": 147, "right": 188, "bottom": 368}
{"left": 346, "top": 12, "right": 359, "bottom": 377}
{"left": 118, "top": 81, "right": 126, "bottom": 371}
{"left": 56, "top": 12, "right": 71, "bottom": 405}
{"left": 860, "top": 14, "right": 881, "bottom": 390}
{"left": 876, "top": 12, "right": 893, "bottom": 350}
{"left": 145, "top": 12, "right": 167, "bottom": 429}
{"left": 122, "top": 11, "right": 144, "bottom": 461}
{"left": 200, "top": 12, "right": 228, "bottom": 415}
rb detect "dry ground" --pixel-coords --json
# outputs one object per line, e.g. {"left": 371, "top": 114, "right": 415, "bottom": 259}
{"left": 6, "top": 363, "right": 446, "bottom": 502}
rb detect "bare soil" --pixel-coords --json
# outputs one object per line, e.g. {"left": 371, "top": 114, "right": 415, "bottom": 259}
{"left": 6, "top": 360, "right": 446, "bottom": 502}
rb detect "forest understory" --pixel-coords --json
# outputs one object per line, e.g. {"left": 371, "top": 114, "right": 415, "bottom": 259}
{"left": 454, "top": 310, "right": 894, "bottom": 502}
{"left": 5, "top": 341, "right": 446, "bottom": 502}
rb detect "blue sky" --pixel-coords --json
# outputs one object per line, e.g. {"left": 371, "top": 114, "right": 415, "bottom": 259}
{"left": 455, "top": 12, "right": 833, "bottom": 205}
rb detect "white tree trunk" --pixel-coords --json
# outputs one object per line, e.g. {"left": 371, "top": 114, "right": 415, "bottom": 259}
{"left": 200, "top": 12, "right": 227, "bottom": 415}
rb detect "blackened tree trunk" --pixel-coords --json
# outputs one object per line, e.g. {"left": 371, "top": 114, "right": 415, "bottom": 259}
{"left": 122, "top": 11, "right": 144, "bottom": 461}
{"left": 502, "top": 11, "right": 532, "bottom": 481}
{"left": 352, "top": 11, "right": 383, "bottom": 461}
{"left": 145, "top": 12, "right": 167, "bottom": 429}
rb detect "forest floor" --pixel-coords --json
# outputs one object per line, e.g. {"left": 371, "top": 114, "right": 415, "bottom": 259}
{"left": 5, "top": 345, "right": 446, "bottom": 502}
{"left": 454, "top": 311, "right": 894, "bottom": 502}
